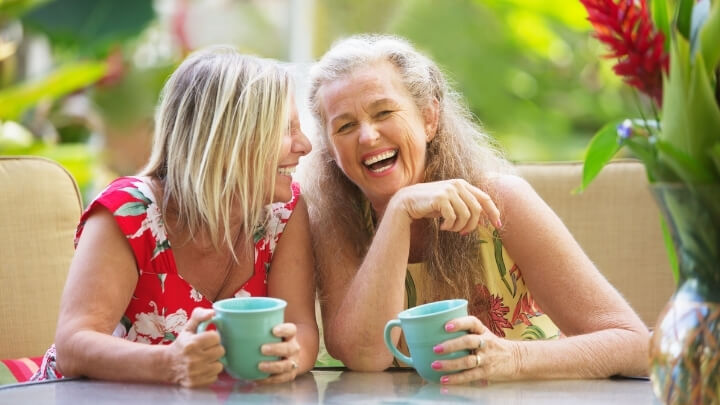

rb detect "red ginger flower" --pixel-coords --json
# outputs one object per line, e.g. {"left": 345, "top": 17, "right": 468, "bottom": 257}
{"left": 580, "top": 0, "right": 669, "bottom": 106}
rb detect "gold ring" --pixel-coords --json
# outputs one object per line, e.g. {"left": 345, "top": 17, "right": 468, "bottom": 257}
{"left": 291, "top": 359, "right": 298, "bottom": 370}
{"left": 475, "top": 352, "right": 482, "bottom": 368}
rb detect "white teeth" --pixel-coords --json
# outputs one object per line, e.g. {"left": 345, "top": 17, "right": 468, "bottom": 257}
{"left": 363, "top": 150, "right": 397, "bottom": 166}
{"left": 278, "top": 166, "right": 296, "bottom": 176}
{"left": 369, "top": 162, "right": 393, "bottom": 173}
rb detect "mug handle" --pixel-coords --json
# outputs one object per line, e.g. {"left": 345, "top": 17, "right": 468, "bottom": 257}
{"left": 384, "top": 319, "right": 413, "bottom": 366}
{"left": 197, "top": 317, "right": 228, "bottom": 367}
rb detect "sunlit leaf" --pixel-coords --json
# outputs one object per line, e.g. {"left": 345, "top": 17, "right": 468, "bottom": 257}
{"left": 575, "top": 120, "right": 622, "bottom": 193}
{"left": 0, "top": 0, "right": 49, "bottom": 19}
{"left": 651, "top": 0, "right": 671, "bottom": 49}
{"left": 698, "top": 0, "right": 720, "bottom": 77}
{"left": 0, "top": 61, "right": 107, "bottom": 120}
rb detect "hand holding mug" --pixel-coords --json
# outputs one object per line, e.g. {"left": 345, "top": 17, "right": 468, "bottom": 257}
{"left": 430, "top": 315, "right": 519, "bottom": 384}
{"left": 384, "top": 299, "right": 471, "bottom": 383}
{"left": 257, "top": 322, "right": 302, "bottom": 384}
{"left": 167, "top": 307, "right": 225, "bottom": 388}
{"left": 197, "top": 297, "right": 287, "bottom": 381}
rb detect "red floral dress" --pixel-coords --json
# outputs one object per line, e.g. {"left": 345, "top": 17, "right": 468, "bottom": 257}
{"left": 31, "top": 176, "right": 301, "bottom": 381}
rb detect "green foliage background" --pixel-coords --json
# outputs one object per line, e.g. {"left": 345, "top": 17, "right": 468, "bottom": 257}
{"left": 0, "top": 0, "right": 640, "bottom": 201}
{"left": 314, "top": 0, "right": 637, "bottom": 161}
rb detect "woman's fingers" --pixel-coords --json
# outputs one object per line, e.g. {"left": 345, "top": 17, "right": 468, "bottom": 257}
{"left": 467, "top": 186, "right": 501, "bottom": 229}
{"left": 271, "top": 323, "right": 297, "bottom": 339}
{"left": 261, "top": 341, "right": 299, "bottom": 358}
{"left": 435, "top": 329, "right": 487, "bottom": 355}
{"left": 456, "top": 185, "right": 484, "bottom": 234}
{"left": 258, "top": 357, "right": 297, "bottom": 374}
{"left": 184, "top": 307, "right": 215, "bottom": 333}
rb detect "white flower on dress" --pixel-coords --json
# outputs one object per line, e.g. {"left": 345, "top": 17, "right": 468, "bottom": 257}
{"left": 264, "top": 204, "right": 292, "bottom": 252}
{"left": 189, "top": 288, "right": 203, "bottom": 302}
{"left": 128, "top": 179, "right": 168, "bottom": 243}
{"left": 126, "top": 301, "right": 188, "bottom": 343}
{"left": 234, "top": 288, "right": 251, "bottom": 298}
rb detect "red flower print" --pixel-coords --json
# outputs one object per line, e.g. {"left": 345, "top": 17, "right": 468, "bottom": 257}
{"left": 471, "top": 284, "right": 512, "bottom": 337}
{"left": 510, "top": 293, "right": 544, "bottom": 326}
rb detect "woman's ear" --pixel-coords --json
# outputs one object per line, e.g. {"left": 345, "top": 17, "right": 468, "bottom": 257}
{"left": 423, "top": 98, "right": 440, "bottom": 142}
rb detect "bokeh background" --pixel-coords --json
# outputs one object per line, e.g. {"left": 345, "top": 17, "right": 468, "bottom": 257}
{"left": 0, "top": 0, "right": 639, "bottom": 203}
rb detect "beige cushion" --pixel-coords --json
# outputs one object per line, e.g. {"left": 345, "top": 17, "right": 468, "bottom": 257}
{"left": 0, "top": 156, "right": 82, "bottom": 358}
{"left": 516, "top": 160, "right": 675, "bottom": 327}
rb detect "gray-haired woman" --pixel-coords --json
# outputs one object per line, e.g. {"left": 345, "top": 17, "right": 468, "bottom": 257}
{"left": 304, "top": 34, "right": 648, "bottom": 384}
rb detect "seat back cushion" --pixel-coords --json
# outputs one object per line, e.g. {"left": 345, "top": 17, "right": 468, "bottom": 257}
{"left": 0, "top": 156, "right": 82, "bottom": 359}
{"left": 516, "top": 160, "right": 675, "bottom": 327}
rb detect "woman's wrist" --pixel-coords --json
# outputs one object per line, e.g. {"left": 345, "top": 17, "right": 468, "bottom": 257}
{"left": 385, "top": 191, "right": 413, "bottom": 225}
{"left": 154, "top": 344, "right": 178, "bottom": 384}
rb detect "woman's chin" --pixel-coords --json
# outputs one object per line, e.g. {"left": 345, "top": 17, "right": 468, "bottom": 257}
{"left": 271, "top": 177, "right": 293, "bottom": 203}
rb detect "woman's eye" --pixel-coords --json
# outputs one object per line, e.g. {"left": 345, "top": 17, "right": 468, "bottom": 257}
{"left": 337, "top": 122, "right": 355, "bottom": 133}
{"left": 376, "top": 110, "right": 392, "bottom": 118}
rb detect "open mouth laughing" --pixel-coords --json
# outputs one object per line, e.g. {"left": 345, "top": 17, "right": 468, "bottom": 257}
{"left": 362, "top": 149, "right": 398, "bottom": 174}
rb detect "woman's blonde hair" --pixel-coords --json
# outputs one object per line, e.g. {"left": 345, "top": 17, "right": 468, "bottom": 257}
{"left": 141, "top": 45, "right": 291, "bottom": 255}
{"left": 305, "top": 34, "right": 511, "bottom": 299}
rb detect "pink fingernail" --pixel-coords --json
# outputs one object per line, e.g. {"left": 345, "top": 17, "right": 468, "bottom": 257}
{"left": 445, "top": 323, "right": 455, "bottom": 332}
{"left": 431, "top": 361, "right": 442, "bottom": 370}
{"left": 460, "top": 231, "right": 468, "bottom": 236}
{"left": 441, "top": 376, "right": 450, "bottom": 384}
{"left": 496, "top": 219, "right": 502, "bottom": 228}
{"left": 433, "top": 345, "right": 444, "bottom": 353}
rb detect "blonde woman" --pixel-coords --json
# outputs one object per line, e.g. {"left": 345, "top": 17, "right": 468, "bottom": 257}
{"left": 304, "top": 34, "right": 649, "bottom": 383}
{"left": 30, "top": 46, "right": 317, "bottom": 387}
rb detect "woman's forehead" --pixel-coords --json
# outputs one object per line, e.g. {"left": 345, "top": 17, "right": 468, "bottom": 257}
{"left": 318, "top": 62, "right": 410, "bottom": 109}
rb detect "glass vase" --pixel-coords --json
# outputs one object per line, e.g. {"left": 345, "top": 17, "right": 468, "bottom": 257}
{"left": 649, "top": 183, "right": 720, "bottom": 404}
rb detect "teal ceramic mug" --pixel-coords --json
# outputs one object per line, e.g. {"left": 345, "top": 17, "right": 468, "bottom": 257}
{"left": 197, "top": 297, "right": 286, "bottom": 380}
{"left": 383, "top": 299, "right": 470, "bottom": 383}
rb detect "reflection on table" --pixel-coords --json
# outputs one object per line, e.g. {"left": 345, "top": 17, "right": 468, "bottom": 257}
{"left": 0, "top": 369, "right": 659, "bottom": 404}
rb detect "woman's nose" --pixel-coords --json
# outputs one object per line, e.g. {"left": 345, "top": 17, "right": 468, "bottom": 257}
{"left": 358, "top": 123, "right": 379, "bottom": 145}
{"left": 293, "top": 129, "right": 312, "bottom": 156}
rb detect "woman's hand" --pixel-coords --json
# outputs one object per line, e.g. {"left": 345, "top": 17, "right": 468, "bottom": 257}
{"left": 166, "top": 307, "right": 225, "bottom": 388}
{"left": 391, "top": 179, "right": 502, "bottom": 233}
{"left": 430, "top": 316, "right": 521, "bottom": 384}
{"left": 258, "top": 322, "right": 302, "bottom": 384}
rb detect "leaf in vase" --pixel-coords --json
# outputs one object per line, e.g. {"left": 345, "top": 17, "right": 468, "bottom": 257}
{"left": 575, "top": 120, "right": 622, "bottom": 193}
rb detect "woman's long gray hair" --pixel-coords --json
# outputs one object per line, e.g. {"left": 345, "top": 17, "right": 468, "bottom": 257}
{"left": 304, "top": 34, "right": 511, "bottom": 300}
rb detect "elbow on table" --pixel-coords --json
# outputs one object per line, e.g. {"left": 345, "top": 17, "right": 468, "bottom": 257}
{"left": 53, "top": 341, "right": 82, "bottom": 378}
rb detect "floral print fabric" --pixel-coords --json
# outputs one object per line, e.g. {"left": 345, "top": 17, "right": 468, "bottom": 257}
{"left": 31, "top": 176, "right": 300, "bottom": 381}
{"left": 405, "top": 228, "right": 559, "bottom": 341}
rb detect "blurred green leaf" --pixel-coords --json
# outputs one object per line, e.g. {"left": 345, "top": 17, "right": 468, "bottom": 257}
{"left": 21, "top": 0, "right": 154, "bottom": 57}
{"left": 35, "top": 142, "right": 95, "bottom": 196}
{"left": 575, "top": 120, "right": 622, "bottom": 193}
{"left": 675, "top": 0, "right": 694, "bottom": 39}
{"left": 625, "top": 135, "right": 658, "bottom": 182}
{"left": 0, "top": 0, "right": 48, "bottom": 19}
{"left": 711, "top": 143, "right": 720, "bottom": 175}
{"left": 659, "top": 215, "right": 680, "bottom": 283}
{"left": 698, "top": 0, "right": 720, "bottom": 78}
{"left": 0, "top": 60, "right": 106, "bottom": 120}
{"left": 651, "top": 0, "right": 671, "bottom": 49}
{"left": 656, "top": 139, "right": 714, "bottom": 183}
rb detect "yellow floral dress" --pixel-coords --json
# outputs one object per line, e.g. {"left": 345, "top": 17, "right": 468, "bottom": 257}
{"left": 403, "top": 226, "right": 559, "bottom": 341}
{"left": 313, "top": 209, "right": 560, "bottom": 368}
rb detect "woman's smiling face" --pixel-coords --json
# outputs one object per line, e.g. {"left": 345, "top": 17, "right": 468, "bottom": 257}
{"left": 317, "top": 61, "right": 438, "bottom": 208}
